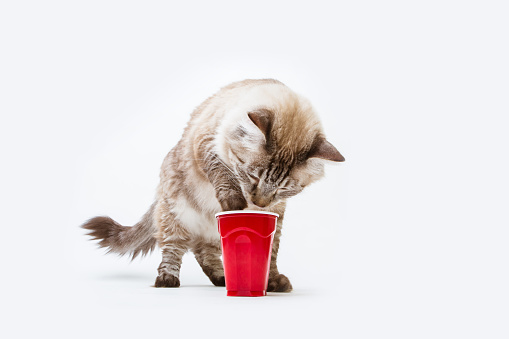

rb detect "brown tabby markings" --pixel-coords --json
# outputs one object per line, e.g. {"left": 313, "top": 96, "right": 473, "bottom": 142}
{"left": 82, "top": 204, "right": 157, "bottom": 260}
{"left": 82, "top": 79, "right": 344, "bottom": 291}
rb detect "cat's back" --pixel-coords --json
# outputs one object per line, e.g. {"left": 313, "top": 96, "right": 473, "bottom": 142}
{"left": 182, "top": 79, "right": 291, "bottom": 139}
{"left": 191, "top": 78, "right": 288, "bottom": 119}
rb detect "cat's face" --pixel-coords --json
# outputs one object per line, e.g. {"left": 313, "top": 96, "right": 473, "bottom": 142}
{"left": 232, "top": 153, "right": 325, "bottom": 208}
{"left": 224, "top": 109, "right": 344, "bottom": 208}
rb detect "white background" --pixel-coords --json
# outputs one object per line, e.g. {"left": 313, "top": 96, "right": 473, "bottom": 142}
{"left": 1, "top": 1, "right": 508, "bottom": 338}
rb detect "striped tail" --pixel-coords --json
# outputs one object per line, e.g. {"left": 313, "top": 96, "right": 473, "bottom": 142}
{"left": 82, "top": 203, "right": 157, "bottom": 260}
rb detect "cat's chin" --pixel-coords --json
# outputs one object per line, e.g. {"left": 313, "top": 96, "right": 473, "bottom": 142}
{"left": 246, "top": 200, "right": 283, "bottom": 211}
{"left": 246, "top": 203, "right": 267, "bottom": 211}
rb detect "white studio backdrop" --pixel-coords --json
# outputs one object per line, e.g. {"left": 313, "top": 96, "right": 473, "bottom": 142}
{"left": 1, "top": 1, "right": 508, "bottom": 339}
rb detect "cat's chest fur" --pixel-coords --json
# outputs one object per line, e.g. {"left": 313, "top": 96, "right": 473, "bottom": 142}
{"left": 171, "top": 197, "right": 219, "bottom": 241}
{"left": 170, "top": 178, "right": 222, "bottom": 242}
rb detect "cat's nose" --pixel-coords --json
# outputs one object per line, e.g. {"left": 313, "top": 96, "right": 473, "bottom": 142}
{"left": 250, "top": 196, "right": 271, "bottom": 208}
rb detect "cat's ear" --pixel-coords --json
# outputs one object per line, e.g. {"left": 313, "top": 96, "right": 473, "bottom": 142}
{"left": 247, "top": 109, "right": 272, "bottom": 139}
{"left": 308, "top": 138, "right": 345, "bottom": 162}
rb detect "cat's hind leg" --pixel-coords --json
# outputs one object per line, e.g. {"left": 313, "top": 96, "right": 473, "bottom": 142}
{"left": 192, "top": 240, "right": 225, "bottom": 287}
{"left": 155, "top": 241, "right": 189, "bottom": 288}
{"left": 154, "top": 201, "right": 191, "bottom": 288}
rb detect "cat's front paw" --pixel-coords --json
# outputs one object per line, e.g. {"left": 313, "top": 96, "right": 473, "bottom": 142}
{"left": 210, "top": 275, "right": 226, "bottom": 287}
{"left": 267, "top": 274, "right": 293, "bottom": 292}
{"left": 219, "top": 191, "right": 248, "bottom": 211}
{"left": 154, "top": 273, "right": 180, "bottom": 288}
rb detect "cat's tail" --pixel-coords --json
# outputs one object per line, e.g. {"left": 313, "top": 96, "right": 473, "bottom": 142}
{"left": 81, "top": 203, "right": 157, "bottom": 260}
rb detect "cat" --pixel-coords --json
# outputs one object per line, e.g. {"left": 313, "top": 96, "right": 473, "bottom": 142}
{"left": 82, "top": 79, "right": 345, "bottom": 292}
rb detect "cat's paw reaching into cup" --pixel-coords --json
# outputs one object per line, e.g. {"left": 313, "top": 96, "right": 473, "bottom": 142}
{"left": 219, "top": 192, "right": 248, "bottom": 212}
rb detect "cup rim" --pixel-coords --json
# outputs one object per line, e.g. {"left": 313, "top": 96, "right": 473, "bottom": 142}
{"left": 215, "top": 210, "right": 279, "bottom": 218}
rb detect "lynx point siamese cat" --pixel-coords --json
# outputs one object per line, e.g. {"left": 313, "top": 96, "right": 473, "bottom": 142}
{"left": 82, "top": 79, "right": 345, "bottom": 292}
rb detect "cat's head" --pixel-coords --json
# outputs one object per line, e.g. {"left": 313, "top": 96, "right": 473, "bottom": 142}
{"left": 220, "top": 98, "right": 344, "bottom": 209}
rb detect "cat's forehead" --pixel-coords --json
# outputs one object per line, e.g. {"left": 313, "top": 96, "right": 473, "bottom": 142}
{"left": 218, "top": 81, "right": 325, "bottom": 161}
{"left": 232, "top": 114, "right": 322, "bottom": 170}
{"left": 273, "top": 105, "right": 322, "bottom": 150}
{"left": 243, "top": 86, "right": 322, "bottom": 141}
{"left": 262, "top": 103, "right": 323, "bottom": 155}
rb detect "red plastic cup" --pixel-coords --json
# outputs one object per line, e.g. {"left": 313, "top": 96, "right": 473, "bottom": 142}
{"left": 216, "top": 211, "right": 279, "bottom": 297}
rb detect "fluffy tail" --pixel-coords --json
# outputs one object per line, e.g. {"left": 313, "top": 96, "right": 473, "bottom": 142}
{"left": 82, "top": 203, "right": 157, "bottom": 260}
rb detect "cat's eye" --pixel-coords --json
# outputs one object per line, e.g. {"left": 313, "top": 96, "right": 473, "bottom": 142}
{"left": 276, "top": 187, "right": 294, "bottom": 198}
{"left": 248, "top": 173, "right": 260, "bottom": 185}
